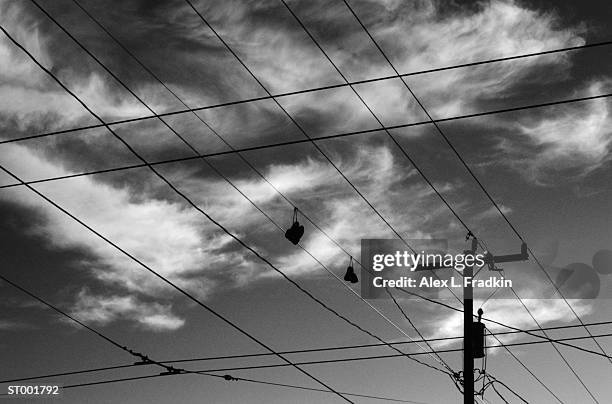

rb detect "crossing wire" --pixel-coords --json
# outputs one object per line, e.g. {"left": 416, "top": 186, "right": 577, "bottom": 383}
{"left": 1, "top": 21, "right": 354, "bottom": 402}
{"left": 0, "top": 274, "right": 339, "bottom": 402}
{"left": 68, "top": 0, "right": 452, "bottom": 376}
{"left": 6, "top": 322, "right": 612, "bottom": 385}
{"left": 180, "top": 0, "right": 466, "bottom": 377}
{"left": 277, "top": 2, "right": 564, "bottom": 402}
{"left": 395, "top": 289, "right": 565, "bottom": 403}
{"left": 0, "top": 280, "right": 420, "bottom": 403}
{"left": 14, "top": 373, "right": 430, "bottom": 404}
{"left": 50, "top": 0, "right": 452, "bottom": 378}
{"left": 182, "top": 0, "right": 423, "bottom": 259}
{"left": 343, "top": 0, "right": 611, "bottom": 375}
{"left": 116, "top": 331, "right": 612, "bottom": 373}
{"left": 180, "top": 14, "right": 468, "bottom": 388}
{"left": 69, "top": 0, "right": 356, "bottom": 267}
{"left": 1, "top": 40, "right": 611, "bottom": 145}
{"left": 2, "top": 3, "right": 604, "bottom": 400}
{"left": 2, "top": 10, "right": 447, "bottom": 395}
{"left": 340, "top": 1, "right": 606, "bottom": 402}
{"left": 1, "top": 91, "right": 610, "bottom": 189}
{"left": 5, "top": 330, "right": 611, "bottom": 391}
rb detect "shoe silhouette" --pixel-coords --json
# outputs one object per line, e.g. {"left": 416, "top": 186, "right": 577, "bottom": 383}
{"left": 344, "top": 257, "right": 358, "bottom": 283}
{"left": 285, "top": 208, "right": 304, "bottom": 245}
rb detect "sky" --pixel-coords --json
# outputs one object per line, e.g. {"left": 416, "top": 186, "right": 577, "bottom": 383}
{"left": 1, "top": 0, "right": 612, "bottom": 402}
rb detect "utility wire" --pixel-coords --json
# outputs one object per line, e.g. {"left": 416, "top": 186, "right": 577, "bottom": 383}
{"left": 2, "top": 11, "right": 447, "bottom": 394}
{"left": 489, "top": 379, "right": 510, "bottom": 404}
{"left": 487, "top": 375, "right": 530, "bottom": 404}
{"left": 1, "top": 90, "right": 609, "bottom": 188}
{"left": 393, "top": 289, "right": 562, "bottom": 404}
{"left": 395, "top": 288, "right": 612, "bottom": 360}
{"left": 0, "top": 22, "right": 352, "bottom": 402}
{"left": 2, "top": 3, "right": 604, "bottom": 400}
{"left": 509, "top": 288, "right": 599, "bottom": 403}
{"left": 69, "top": 0, "right": 355, "bottom": 266}
{"left": 0, "top": 274, "right": 287, "bottom": 403}
{"left": 0, "top": 275, "right": 425, "bottom": 404}
{"left": 103, "top": 331, "right": 612, "bottom": 372}
{"left": 180, "top": 0, "right": 465, "bottom": 377}
{"left": 34, "top": 0, "right": 455, "bottom": 381}
{"left": 20, "top": 372, "right": 430, "bottom": 404}
{"left": 7, "top": 331, "right": 610, "bottom": 385}
{"left": 6, "top": 323, "right": 611, "bottom": 385}
{"left": 340, "top": 2, "right": 605, "bottom": 401}
{"left": 2, "top": 39, "right": 610, "bottom": 145}
{"left": 343, "top": 0, "right": 611, "bottom": 381}
{"left": 62, "top": 0, "right": 446, "bottom": 377}
{"left": 277, "top": 0, "right": 469, "bottom": 318}
{"left": 0, "top": 275, "right": 153, "bottom": 364}
{"left": 280, "top": 0, "right": 472, "bottom": 235}
{"left": 282, "top": 2, "right": 565, "bottom": 401}
{"left": 0, "top": 163, "right": 352, "bottom": 401}
{"left": 183, "top": 0, "right": 422, "bottom": 259}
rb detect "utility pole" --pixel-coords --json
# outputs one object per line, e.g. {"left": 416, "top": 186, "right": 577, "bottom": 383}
{"left": 463, "top": 237, "right": 477, "bottom": 404}
{"left": 464, "top": 237, "right": 528, "bottom": 403}
{"left": 414, "top": 237, "right": 528, "bottom": 402}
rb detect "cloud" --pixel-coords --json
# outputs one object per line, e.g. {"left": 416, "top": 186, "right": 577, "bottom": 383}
{"left": 425, "top": 298, "right": 593, "bottom": 351}
{"left": 0, "top": 142, "right": 243, "bottom": 300}
{"left": 473, "top": 204, "right": 513, "bottom": 221}
{"left": 69, "top": 289, "right": 185, "bottom": 331}
{"left": 0, "top": 0, "right": 162, "bottom": 133}
{"left": 505, "top": 80, "right": 612, "bottom": 182}
{"left": 0, "top": 0, "right": 603, "bottom": 334}
{"left": 0, "top": 319, "right": 34, "bottom": 331}
{"left": 199, "top": 0, "right": 584, "bottom": 128}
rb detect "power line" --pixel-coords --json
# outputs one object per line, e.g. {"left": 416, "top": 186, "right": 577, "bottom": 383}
{"left": 280, "top": 0, "right": 473, "bottom": 237}
{"left": 0, "top": 275, "right": 427, "bottom": 404}
{"left": 0, "top": 274, "right": 303, "bottom": 403}
{"left": 2, "top": 39, "right": 610, "bottom": 145}
{"left": 183, "top": 0, "right": 424, "bottom": 259}
{"left": 69, "top": 0, "right": 352, "bottom": 269}
{"left": 487, "top": 375, "right": 530, "bottom": 404}
{"left": 6, "top": 321, "right": 612, "bottom": 385}
{"left": 92, "top": 331, "right": 612, "bottom": 373}
{"left": 327, "top": 0, "right": 568, "bottom": 400}
{"left": 7, "top": 331, "right": 610, "bottom": 387}
{"left": 340, "top": 1, "right": 605, "bottom": 401}
{"left": 1, "top": 90, "right": 609, "bottom": 190}
{"left": 3, "top": 335, "right": 609, "bottom": 403}
{"left": 178, "top": 0, "right": 463, "bottom": 377}
{"left": 29, "top": 372, "right": 430, "bottom": 404}
{"left": 0, "top": 275, "right": 152, "bottom": 364}
{"left": 395, "top": 288, "right": 612, "bottom": 360}
{"left": 3, "top": 3, "right": 608, "bottom": 400}
{"left": 62, "top": 0, "right": 447, "bottom": 376}
{"left": 351, "top": 0, "right": 612, "bottom": 381}
{"left": 2, "top": 23, "right": 353, "bottom": 403}
{"left": 342, "top": 3, "right": 611, "bottom": 372}
{"left": 32, "top": 0, "right": 452, "bottom": 379}
{"left": 276, "top": 0, "right": 472, "bottom": 324}
{"left": 0, "top": 166, "right": 352, "bottom": 402}
{"left": 276, "top": 0, "right": 467, "bottom": 374}
{"left": 1, "top": 15, "right": 443, "bottom": 398}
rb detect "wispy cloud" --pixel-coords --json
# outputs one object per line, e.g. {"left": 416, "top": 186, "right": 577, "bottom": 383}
{"left": 0, "top": 0, "right": 606, "bottom": 333}
{"left": 69, "top": 288, "right": 185, "bottom": 331}
{"left": 506, "top": 81, "right": 612, "bottom": 183}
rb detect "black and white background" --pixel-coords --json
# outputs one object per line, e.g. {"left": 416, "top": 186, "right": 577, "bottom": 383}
{"left": 1, "top": 0, "right": 612, "bottom": 402}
